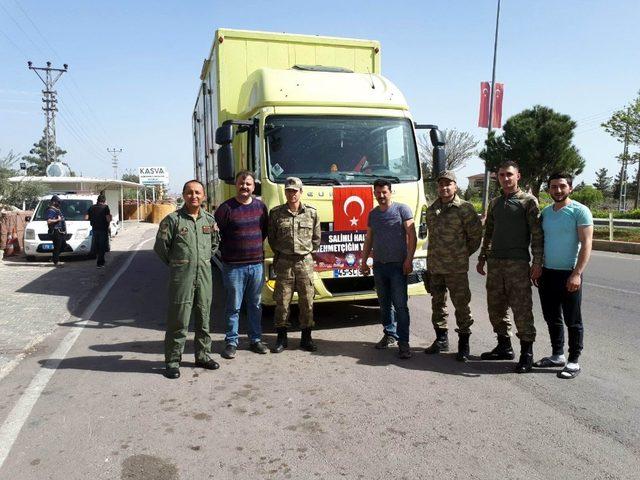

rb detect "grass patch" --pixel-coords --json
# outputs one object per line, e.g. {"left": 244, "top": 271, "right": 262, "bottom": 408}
{"left": 594, "top": 227, "right": 640, "bottom": 243}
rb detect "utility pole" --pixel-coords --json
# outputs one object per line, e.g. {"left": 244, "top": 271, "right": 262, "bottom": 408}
{"left": 27, "top": 61, "right": 68, "bottom": 165}
{"left": 108, "top": 148, "right": 123, "bottom": 179}
{"left": 481, "top": 0, "right": 501, "bottom": 214}
{"left": 618, "top": 124, "right": 630, "bottom": 212}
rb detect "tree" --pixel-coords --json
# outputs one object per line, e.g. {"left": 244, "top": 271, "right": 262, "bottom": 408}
{"left": 479, "top": 105, "right": 585, "bottom": 198}
{"left": 0, "top": 149, "right": 47, "bottom": 209}
{"left": 602, "top": 91, "right": 640, "bottom": 208}
{"left": 573, "top": 181, "right": 586, "bottom": 191}
{"left": 21, "top": 133, "right": 70, "bottom": 176}
{"left": 593, "top": 167, "right": 613, "bottom": 197}
{"left": 418, "top": 129, "right": 479, "bottom": 178}
{"left": 121, "top": 170, "right": 140, "bottom": 183}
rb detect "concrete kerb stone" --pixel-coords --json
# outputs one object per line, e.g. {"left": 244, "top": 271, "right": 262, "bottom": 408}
{"left": 0, "top": 221, "right": 159, "bottom": 381}
{"left": 593, "top": 239, "right": 640, "bottom": 255}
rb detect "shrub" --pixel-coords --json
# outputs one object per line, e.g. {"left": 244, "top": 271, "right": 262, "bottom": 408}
{"left": 570, "top": 186, "right": 603, "bottom": 208}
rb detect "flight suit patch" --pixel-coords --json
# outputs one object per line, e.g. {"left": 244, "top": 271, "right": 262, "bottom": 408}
{"left": 202, "top": 225, "right": 212, "bottom": 234}
{"left": 179, "top": 227, "right": 189, "bottom": 236}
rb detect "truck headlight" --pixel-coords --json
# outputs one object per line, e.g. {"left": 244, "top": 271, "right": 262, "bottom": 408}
{"left": 412, "top": 258, "right": 427, "bottom": 271}
{"left": 25, "top": 229, "right": 35, "bottom": 240}
{"left": 76, "top": 228, "right": 89, "bottom": 239}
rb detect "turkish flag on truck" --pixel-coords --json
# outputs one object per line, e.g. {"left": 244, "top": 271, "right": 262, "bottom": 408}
{"left": 478, "top": 81, "right": 490, "bottom": 128}
{"left": 491, "top": 83, "right": 504, "bottom": 128}
{"left": 333, "top": 186, "right": 374, "bottom": 231}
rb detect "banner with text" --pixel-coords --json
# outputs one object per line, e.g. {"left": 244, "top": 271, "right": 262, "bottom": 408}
{"left": 313, "top": 230, "right": 366, "bottom": 272}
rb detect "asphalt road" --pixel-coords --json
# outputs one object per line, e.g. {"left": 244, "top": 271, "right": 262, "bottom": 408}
{"left": 0, "top": 231, "right": 638, "bottom": 479}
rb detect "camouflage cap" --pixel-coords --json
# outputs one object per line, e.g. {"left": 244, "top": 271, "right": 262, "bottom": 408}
{"left": 284, "top": 176, "right": 303, "bottom": 191}
{"left": 437, "top": 170, "right": 457, "bottom": 183}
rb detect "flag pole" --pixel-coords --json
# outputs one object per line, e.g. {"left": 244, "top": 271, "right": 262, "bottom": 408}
{"left": 481, "top": 0, "right": 502, "bottom": 214}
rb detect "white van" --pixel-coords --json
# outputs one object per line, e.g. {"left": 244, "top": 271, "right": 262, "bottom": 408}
{"left": 23, "top": 193, "right": 120, "bottom": 260}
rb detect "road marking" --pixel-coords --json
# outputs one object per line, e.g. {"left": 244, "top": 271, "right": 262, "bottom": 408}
{"left": 0, "top": 236, "right": 154, "bottom": 470}
{"left": 584, "top": 282, "right": 640, "bottom": 296}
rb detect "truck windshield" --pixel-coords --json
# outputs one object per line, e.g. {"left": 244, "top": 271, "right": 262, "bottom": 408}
{"left": 265, "top": 116, "right": 420, "bottom": 184}
{"left": 33, "top": 199, "right": 94, "bottom": 221}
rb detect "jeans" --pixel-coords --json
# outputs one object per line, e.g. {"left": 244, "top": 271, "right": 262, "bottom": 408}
{"left": 373, "top": 261, "right": 410, "bottom": 343}
{"left": 222, "top": 262, "right": 264, "bottom": 346}
{"left": 538, "top": 268, "right": 584, "bottom": 362}
{"left": 92, "top": 230, "right": 109, "bottom": 266}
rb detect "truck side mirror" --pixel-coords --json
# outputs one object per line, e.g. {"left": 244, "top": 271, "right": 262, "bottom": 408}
{"left": 215, "top": 124, "right": 233, "bottom": 145}
{"left": 218, "top": 144, "right": 234, "bottom": 182}
{"left": 430, "top": 129, "right": 446, "bottom": 178}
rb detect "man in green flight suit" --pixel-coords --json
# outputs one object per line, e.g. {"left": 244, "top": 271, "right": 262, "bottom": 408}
{"left": 268, "top": 177, "right": 321, "bottom": 353}
{"left": 154, "top": 179, "right": 220, "bottom": 379}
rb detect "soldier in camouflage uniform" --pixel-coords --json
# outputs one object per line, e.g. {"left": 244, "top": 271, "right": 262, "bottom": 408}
{"left": 476, "top": 161, "right": 543, "bottom": 373}
{"left": 268, "top": 177, "right": 321, "bottom": 353}
{"left": 423, "top": 171, "right": 483, "bottom": 361}
{"left": 154, "top": 180, "right": 220, "bottom": 379}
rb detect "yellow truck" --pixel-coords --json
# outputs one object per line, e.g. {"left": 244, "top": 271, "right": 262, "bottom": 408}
{"left": 193, "top": 28, "right": 445, "bottom": 305}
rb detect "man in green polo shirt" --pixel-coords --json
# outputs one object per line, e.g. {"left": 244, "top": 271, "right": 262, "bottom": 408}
{"left": 476, "top": 161, "right": 543, "bottom": 373}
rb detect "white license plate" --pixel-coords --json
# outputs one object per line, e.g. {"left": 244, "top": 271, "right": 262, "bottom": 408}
{"left": 41, "top": 243, "right": 54, "bottom": 251}
{"left": 333, "top": 268, "right": 361, "bottom": 278}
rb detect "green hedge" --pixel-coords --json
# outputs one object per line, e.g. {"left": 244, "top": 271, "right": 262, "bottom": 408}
{"left": 470, "top": 199, "right": 640, "bottom": 219}
{"left": 591, "top": 209, "right": 640, "bottom": 219}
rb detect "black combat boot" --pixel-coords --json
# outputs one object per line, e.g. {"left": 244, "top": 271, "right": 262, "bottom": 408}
{"left": 300, "top": 328, "right": 318, "bottom": 352}
{"left": 271, "top": 327, "right": 288, "bottom": 354}
{"left": 456, "top": 332, "right": 471, "bottom": 362}
{"left": 515, "top": 340, "right": 534, "bottom": 373}
{"left": 480, "top": 335, "right": 515, "bottom": 360}
{"left": 424, "top": 328, "right": 449, "bottom": 354}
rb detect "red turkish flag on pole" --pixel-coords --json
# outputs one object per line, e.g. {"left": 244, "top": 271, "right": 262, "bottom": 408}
{"left": 492, "top": 83, "right": 504, "bottom": 128}
{"left": 333, "top": 186, "right": 374, "bottom": 231}
{"left": 478, "top": 81, "right": 490, "bottom": 128}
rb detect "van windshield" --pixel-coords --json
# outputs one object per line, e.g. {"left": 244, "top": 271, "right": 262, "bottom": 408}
{"left": 34, "top": 199, "right": 94, "bottom": 221}
{"left": 264, "top": 116, "right": 420, "bottom": 185}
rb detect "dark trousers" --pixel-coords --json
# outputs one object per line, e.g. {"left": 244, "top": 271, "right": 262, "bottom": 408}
{"left": 538, "top": 268, "right": 584, "bottom": 362}
{"left": 51, "top": 230, "right": 66, "bottom": 265}
{"left": 93, "top": 230, "right": 109, "bottom": 266}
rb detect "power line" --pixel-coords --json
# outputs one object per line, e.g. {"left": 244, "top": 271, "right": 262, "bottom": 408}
{"left": 107, "top": 148, "right": 123, "bottom": 179}
{"left": 27, "top": 61, "right": 68, "bottom": 164}
{"left": 3, "top": 1, "right": 116, "bottom": 156}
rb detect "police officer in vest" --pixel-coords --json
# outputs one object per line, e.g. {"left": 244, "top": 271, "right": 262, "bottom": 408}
{"left": 268, "top": 177, "right": 321, "bottom": 353}
{"left": 154, "top": 179, "right": 220, "bottom": 379}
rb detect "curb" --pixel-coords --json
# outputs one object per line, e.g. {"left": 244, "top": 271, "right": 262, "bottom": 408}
{"left": 593, "top": 239, "right": 640, "bottom": 255}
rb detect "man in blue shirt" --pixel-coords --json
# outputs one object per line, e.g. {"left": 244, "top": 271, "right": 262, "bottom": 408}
{"left": 534, "top": 172, "right": 593, "bottom": 379}
{"left": 360, "top": 179, "right": 416, "bottom": 359}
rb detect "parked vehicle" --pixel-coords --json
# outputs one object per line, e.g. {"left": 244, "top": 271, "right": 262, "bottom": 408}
{"left": 23, "top": 193, "right": 119, "bottom": 260}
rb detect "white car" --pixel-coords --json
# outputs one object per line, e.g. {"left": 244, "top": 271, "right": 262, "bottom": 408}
{"left": 23, "top": 193, "right": 119, "bottom": 260}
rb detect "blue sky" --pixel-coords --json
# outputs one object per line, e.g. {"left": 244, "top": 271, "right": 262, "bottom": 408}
{"left": 1, "top": 0, "right": 638, "bottom": 192}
